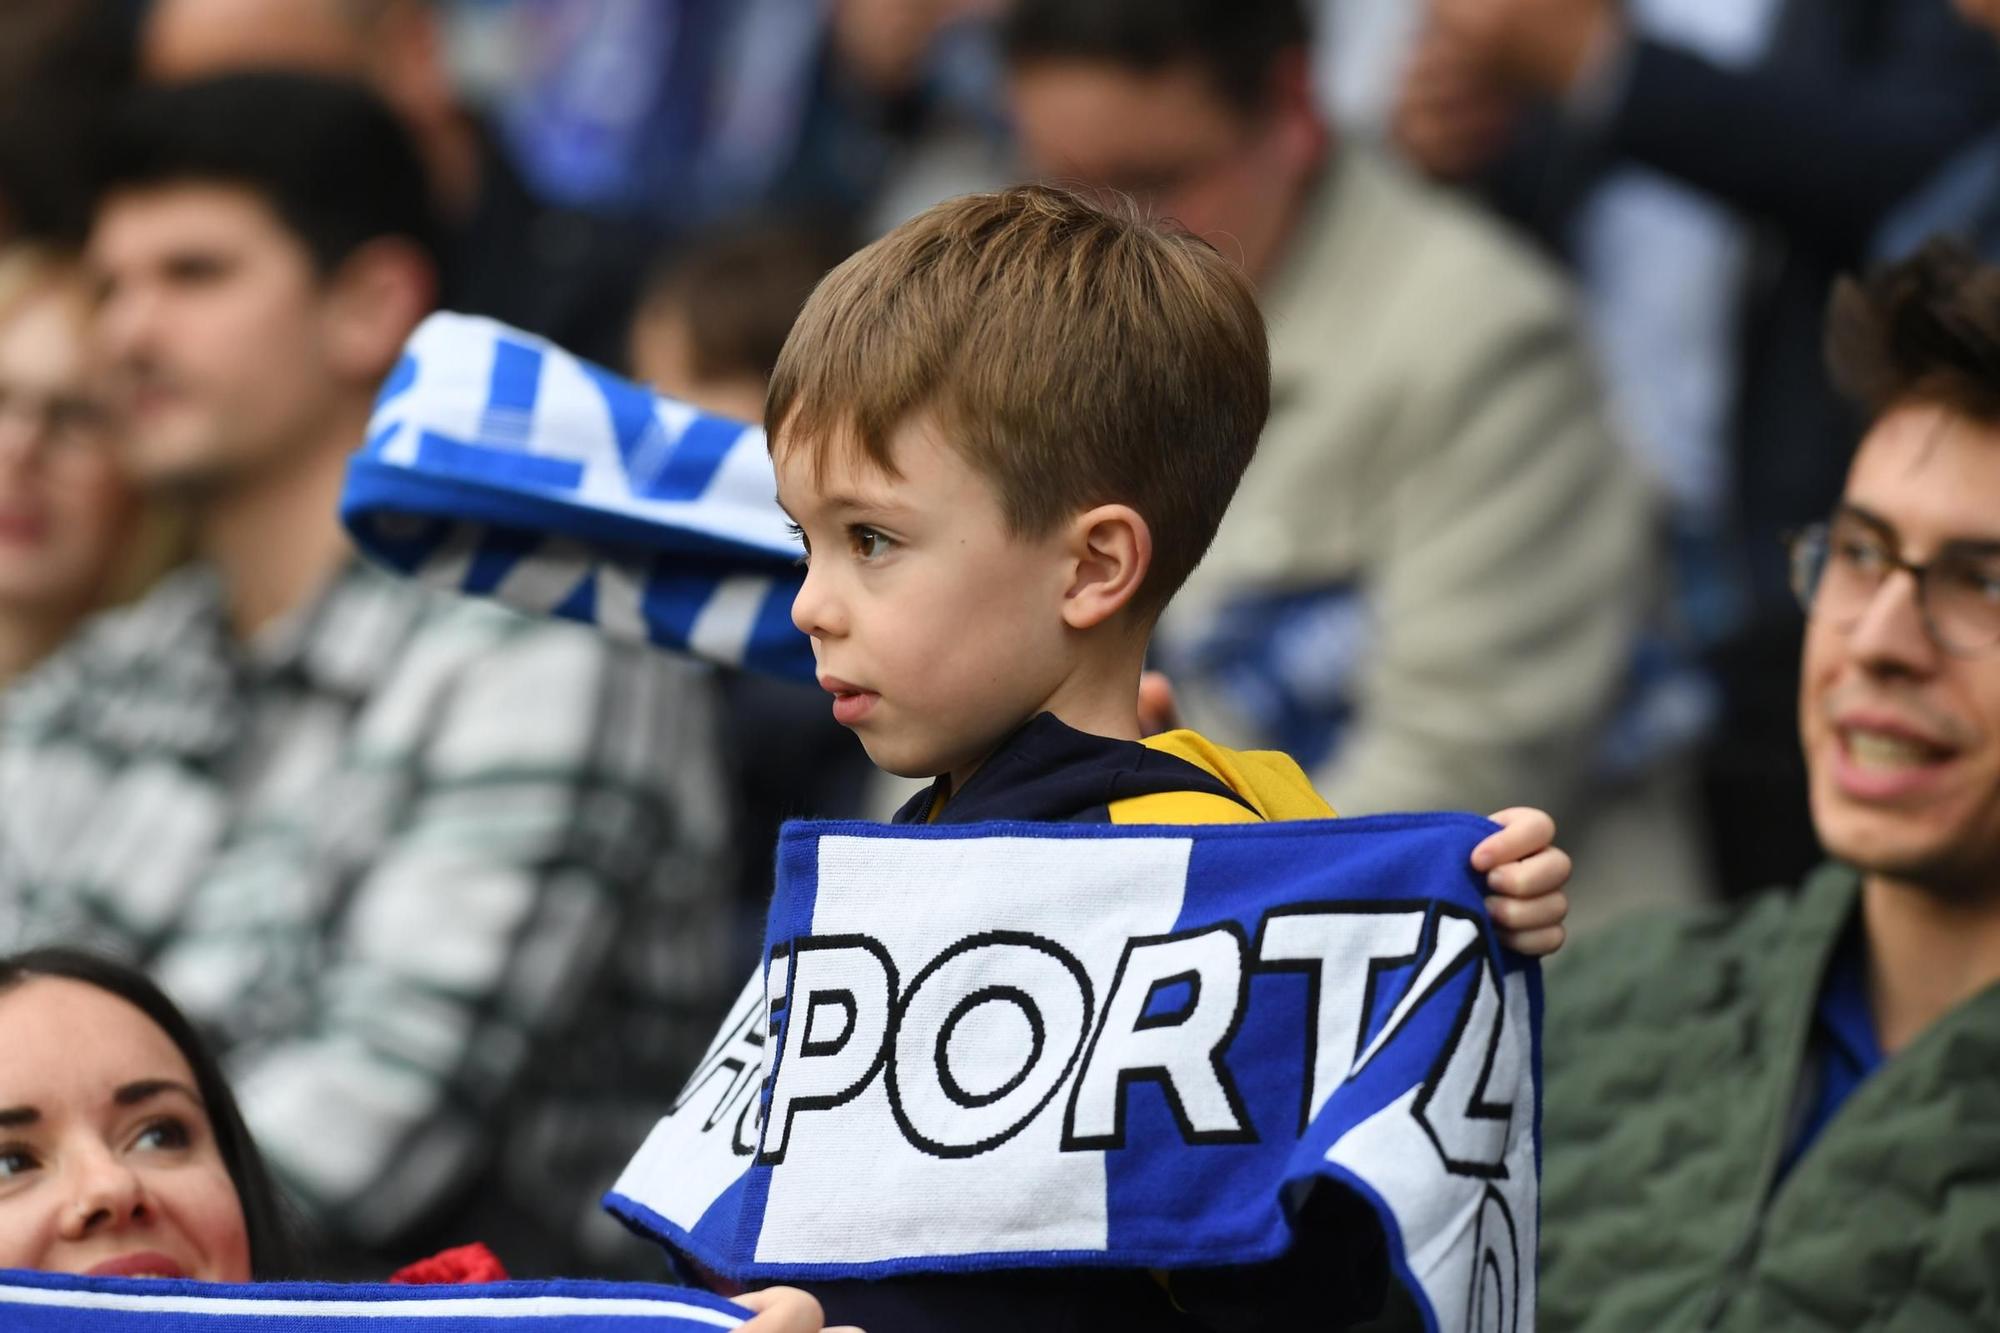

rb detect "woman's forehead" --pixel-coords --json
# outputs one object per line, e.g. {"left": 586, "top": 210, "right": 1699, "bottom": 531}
{"left": 0, "top": 977, "right": 194, "bottom": 1100}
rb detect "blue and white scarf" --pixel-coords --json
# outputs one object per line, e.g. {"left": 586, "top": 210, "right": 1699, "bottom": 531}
{"left": 0, "top": 1271, "right": 748, "bottom": 1329}
{"left": 341, "top": 313, "right": 811, "bottom": 680}
{"left": 610, "top": 815, "right": 1541, "bottom": 1331}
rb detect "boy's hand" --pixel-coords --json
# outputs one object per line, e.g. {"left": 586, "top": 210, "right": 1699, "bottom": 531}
{"left": 1472, "top": 807, "right": 1570, "bottom": 957}
{"left": 735, "top": 1286, "right": 863, "bottom": 1333}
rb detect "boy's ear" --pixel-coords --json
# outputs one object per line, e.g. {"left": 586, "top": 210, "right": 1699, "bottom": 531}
{"left": 1061, "top": 504, "right": 1152, "bottom": 631}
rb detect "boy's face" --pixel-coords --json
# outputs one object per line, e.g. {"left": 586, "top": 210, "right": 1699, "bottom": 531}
{"left": 776, "top": 415, "right": 1080, "bottom": 787}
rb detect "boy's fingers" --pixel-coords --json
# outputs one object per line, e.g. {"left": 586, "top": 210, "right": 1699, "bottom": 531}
{"left": 1485, "top": 846, "right": 1572, "bottom": 897}
{"left": 1498, "top": 924, "right": 1566, "bottom": 958}
{"left": 1470, "top": 806, "right": 1556, "bottom": 870}
{"left": 734, "top": 1288, "right": 828, "bottom": 1333}
{"left": 1486, "top": 890, "right": 1568, "bottom": 931}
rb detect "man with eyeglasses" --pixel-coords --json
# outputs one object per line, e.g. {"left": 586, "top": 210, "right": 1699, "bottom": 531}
{"left": 999, "top": 0, "right": 1699, "bottom": 929}
{"left": 1529, "top": 237, "right": 2000, "bottom": 1331}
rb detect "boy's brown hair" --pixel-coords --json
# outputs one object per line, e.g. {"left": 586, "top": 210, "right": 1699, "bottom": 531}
{"left": 767, "top": 184, "right": 1269, "bottom": 615}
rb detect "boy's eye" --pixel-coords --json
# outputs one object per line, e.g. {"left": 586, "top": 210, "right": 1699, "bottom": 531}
{"left": 784, "top": 521, "right": 811, "bottom": 565}
{"left": 0, "top": 1145, "right": 40, "bottom": 1178}
{"left": 851, "top": 526, "right": 891, "bottom": 559}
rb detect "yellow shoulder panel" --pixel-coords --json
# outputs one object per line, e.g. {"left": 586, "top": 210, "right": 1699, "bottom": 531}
{"left": 1108, "top": 789, "right": 1265, "bottom": 826}
{"left": 1138, "top": 729, "right": 1336, "bottom": 822}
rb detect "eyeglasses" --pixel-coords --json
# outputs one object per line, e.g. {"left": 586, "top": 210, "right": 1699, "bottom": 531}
{"left": 0, "top": 380, "right": 111, "bottom": 461}
{"left": 1788, "top": 514, "right": 2000, "bottom": 657}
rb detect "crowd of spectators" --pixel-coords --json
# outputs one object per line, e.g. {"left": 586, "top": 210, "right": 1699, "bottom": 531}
{"left": 0, "top": 0, "right": 1996, "bottom": 1325}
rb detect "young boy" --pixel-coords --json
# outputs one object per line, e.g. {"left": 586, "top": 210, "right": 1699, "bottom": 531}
{"left": 764, "top": 185, "right": 1565, "bottom": 1327}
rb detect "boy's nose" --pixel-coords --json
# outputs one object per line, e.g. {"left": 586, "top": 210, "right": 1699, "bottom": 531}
{"left": 790, "top": 565, "right": 845, "bottom": 639}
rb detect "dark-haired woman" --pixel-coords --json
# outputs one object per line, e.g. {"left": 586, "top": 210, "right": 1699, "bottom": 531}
{"left": 0, "top": 947, "right": 285, "bottom": 1280}
{"left": 0, "top": 949, "right": 853, "bottom": 1331}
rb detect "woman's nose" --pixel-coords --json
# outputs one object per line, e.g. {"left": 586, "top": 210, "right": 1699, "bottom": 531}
{"left": 56, "top": 1148, "right": 148, "bottom": 1240}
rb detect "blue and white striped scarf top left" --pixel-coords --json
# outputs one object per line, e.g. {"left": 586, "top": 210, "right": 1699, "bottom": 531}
{"left": 342, "top": 312, "right": 812, "bottom": 680}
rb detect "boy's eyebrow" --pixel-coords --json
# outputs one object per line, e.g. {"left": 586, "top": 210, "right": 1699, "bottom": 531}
{"left": 818, "top": 490, "right": 906, "bottom": 518}
{"left": 776, "top": 489, "right": 909, "bottom": 521}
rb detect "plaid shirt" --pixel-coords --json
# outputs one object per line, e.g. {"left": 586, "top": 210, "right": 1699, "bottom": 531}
{"left": 0, "top": 559, "right": 732, "bottom": 1272}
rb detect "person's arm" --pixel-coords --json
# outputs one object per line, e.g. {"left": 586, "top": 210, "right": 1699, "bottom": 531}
{"left": 1606, "top": 24, "right": 2000, "bottom": 254}
{"left": 1318, "top": 281, "right": 1650, "bottom": 843}
{"left": 222, "top": 620, "right": 727, "bottom": 1247}
{"left": 1413, "top": 0, "right": 2000, "bottom": 253}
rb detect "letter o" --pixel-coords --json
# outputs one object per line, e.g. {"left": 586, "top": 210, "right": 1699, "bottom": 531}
{"left": 886, "top": 932, "right": 1093, "bottom": 1158}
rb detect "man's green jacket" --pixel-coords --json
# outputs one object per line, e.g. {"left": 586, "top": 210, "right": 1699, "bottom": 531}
{"left": 1539, "top": 864, "right": 2000, "bottom": 1330}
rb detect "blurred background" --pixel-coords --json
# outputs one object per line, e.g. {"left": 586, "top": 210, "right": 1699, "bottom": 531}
{"left": 7, "top": 0, "right": 2000, "bottom": 1281}
{"left": 13, "top": 0, "right": 2000, "bottom": 996}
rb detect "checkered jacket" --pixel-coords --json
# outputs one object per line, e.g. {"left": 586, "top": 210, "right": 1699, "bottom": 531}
{"left": 0, "top": 560, "right": 732, "bottom": 1269}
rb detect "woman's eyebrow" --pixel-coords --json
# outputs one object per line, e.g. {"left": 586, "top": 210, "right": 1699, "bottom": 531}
{"left": 113, "top": 1079, "right": 202, "bottom": 1109}
{"left": 0, "top": 1106, "right": 38, "bottom": 1128}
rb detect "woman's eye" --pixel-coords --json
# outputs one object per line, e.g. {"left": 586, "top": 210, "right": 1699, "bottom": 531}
{"left": 0, "top": 1146, "right": 39, "bottom": 1178}
{"left": 132, "top": 1118, "right": 192, "bottom": 1153}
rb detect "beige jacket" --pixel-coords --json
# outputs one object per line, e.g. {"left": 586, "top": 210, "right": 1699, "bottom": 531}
{"left": 1162, "top": 150, "right": 1705, "bottom": 917}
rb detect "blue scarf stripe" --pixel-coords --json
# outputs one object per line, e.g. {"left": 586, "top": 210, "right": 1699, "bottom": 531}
{"left": 0, "top": 1271, "right": 748, "bottom": 1328}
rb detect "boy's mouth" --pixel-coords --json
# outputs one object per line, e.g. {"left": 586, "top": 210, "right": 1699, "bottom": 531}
{"left": 820, "top": 675, "right": 880, "bottom": 727}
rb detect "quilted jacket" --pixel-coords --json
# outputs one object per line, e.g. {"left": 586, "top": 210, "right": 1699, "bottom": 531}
{"left": 1537, "top": 864, "right": 2000, "bottom": 1330}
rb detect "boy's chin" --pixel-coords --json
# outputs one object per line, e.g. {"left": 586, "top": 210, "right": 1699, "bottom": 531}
{"left": 856, "top": 737, "right": 940, "bottom": 782}
{"left": 857, "top": 734, "right": 984, "bottom": 785}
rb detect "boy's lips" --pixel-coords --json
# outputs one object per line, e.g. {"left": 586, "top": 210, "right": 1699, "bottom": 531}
{"left": 819, "top": 675, "right": 879, "bottom": 727}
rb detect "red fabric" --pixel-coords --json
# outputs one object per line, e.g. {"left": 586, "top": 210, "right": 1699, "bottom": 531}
{"left": 388, "top": 1242, "right": 510, "bottom": 1285}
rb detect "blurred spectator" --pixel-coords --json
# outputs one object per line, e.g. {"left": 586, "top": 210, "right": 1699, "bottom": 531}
{"left": 1002, "top": 0, "right": 1705, "bottom": 921}
{"left": 629, "top": 219, "right": 874, "bottom": 959}
{"left": 800, "top": 0, "right": 1015, "bottom": 233}
{"left": 1533, "top": 239, "right": 2000, "bottom": 1333}
{"left": 1878, "top": 0, "right": 2000, "bottom": 259}
{"left": 1394, "top": 0, "right": 2000, "bottom": 898}
{"left": 0, "top": 73, "right": 733, "bottom": 1279}
{"left": 495, "top": 0, "right": 1011, "bottom": 239}
{"left": 629, "top": 219, "right": 854, "bottom": 423}
{"left": 0, "top": 247, "right": 180, "bottom": 687}
{"left": 0, "top": 1, "right": 138, "bottom": 244}
{"left": 143, "top": 0, "right": 659, "bottom": 368}
{"left": 1310, "top": 0, "right": 1420, "bottom": 139}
